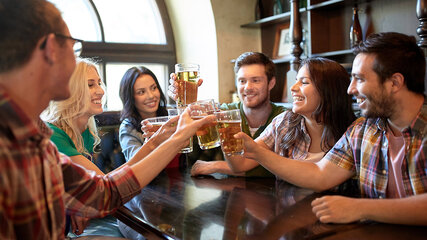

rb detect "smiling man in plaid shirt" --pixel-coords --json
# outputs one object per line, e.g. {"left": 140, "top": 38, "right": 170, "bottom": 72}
{"left": 234, "top": 32, "right": 426, "bottom": 225}
{"left": 0, "top": 0, "right": 216, "bottom": 239}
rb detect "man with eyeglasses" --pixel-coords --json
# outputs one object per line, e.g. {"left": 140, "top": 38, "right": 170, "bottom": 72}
{"left": 40, "top": 33, "right": 84, "bottom": 57}
{"left": 0, "top": 0, "right": 215, "bottom": 239}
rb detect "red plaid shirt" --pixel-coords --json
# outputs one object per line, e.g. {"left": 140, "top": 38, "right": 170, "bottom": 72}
{"left": 0, "top": 89, "right": 141, "bottom": 239}
{"left": 325, "top": 99, "right": 427, "bottom": 198}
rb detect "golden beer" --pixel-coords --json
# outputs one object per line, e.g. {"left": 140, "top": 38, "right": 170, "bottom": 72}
{"left": 192, "top": 116, "right": 220, "bottom": 150}
{"left": 217, "top": 120, "right": 243, "bottom": 156}
{"left": 143, "top": 116, "right": 170, "bottom": 143}
{"left": 214, "top": 109, "right": 243, "bottom": 156}
{"left": 168, "top": 107, "right": 193, "bottom": 153}
{"left": 175, "top": 63, "right": 200, "bottom": 106}
{"left": 150, "top": 123, "right": 163, "bottom": 132}
{"left": 176, "top": 71, "right": 198, "bottom": 106}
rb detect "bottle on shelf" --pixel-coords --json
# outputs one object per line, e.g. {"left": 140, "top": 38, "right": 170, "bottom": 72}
{"left": 349, "top": 4, "right": 363, "bottom": 48}
{"left": 273, "top": 0, "right": 283, "bottom": 15}
{"left": 299, "top": 0, "right": 307, "bottom": 9}
{"left": 255, "top": 0, "right": 265, "bottom": 20}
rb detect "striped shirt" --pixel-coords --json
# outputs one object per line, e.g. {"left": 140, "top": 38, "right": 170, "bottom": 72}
{"left": 0, "top": 89, "right": 141, "bottom": 239}
{"left": 325, "top": 99, "right": 427, "bottom": 198}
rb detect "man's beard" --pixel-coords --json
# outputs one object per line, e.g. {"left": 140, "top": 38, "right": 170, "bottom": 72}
{"left": 362, "top": 91, "right": 395, "bottom": 119}
{"left": 243, "top": 92, "right": 269, "bottom": 110}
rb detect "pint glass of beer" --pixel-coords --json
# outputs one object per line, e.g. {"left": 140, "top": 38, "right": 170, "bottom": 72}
{"left": 214, "top": 109, "right": 244, "bottom": 156}
{"left": 188, "top": 99, "right": 220, "bottom": 150}
{"left": 142, "top": 116, "right": 170, "bottom": 143}
{"left": 168, "top": 107, "right": 193, "bottom": 153}
{"left": 175, "top": 63, "right": 199, "bottom": 107}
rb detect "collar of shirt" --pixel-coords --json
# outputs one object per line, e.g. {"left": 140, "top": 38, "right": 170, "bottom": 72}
{"left": 375, "top": 97, "right": 427, "bottom": 136}
{"left": 409, "top": 97, "right": 427, "bottom": 136}
{"left": 239, "top": 101, "right": 285, "bottom": 139}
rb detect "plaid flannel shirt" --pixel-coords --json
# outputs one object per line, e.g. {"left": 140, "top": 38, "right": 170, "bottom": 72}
{"left": 325, "top": 99, "right": 427, "bottom": 198}
{"left": 0, "top": 88, "right": 141, "bottom": 239}
{"left": 258, "top": 111, "right": 311, "bottom": 159}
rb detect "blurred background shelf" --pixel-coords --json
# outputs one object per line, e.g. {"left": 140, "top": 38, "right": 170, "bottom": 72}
{"left": 240, "top": 0, "right": 419, "bottom": 102}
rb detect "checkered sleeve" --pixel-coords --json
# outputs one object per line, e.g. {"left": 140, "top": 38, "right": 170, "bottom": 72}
{"left": 61, "top": 154, "right": 141, "bottom": 218}
{"left": 324, "top": 117, "right": 365, "bottom": 171}
{"left": 257, "top": 112, "right": 287, "bottom": 150}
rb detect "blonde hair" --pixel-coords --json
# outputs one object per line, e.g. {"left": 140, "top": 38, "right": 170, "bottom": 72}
{"left": 42, "top": 58, "right": 104, "bottom": 157}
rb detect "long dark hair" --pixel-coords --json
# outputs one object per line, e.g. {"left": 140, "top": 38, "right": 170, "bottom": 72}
{"left": 119, "top": 66, "right": 168, "bottom": 133}
{"left": 283, "top": 57, "right": 356, "bottom": 152}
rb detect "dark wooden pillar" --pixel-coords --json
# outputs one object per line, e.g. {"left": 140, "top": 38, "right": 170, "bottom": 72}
{"left": 284, "top": 0, "right": 303, "bottom": 102}
{"left": 289, "top": 0, "right": 303, "bottom": 71}
{"left": 417, "top": 0, "right": 427, "bottom": 95}
{"left": 417, "top": 0, "right": 427, "bottom": 49}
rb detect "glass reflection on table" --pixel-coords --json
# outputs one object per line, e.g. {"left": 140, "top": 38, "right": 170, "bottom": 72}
{"left": 117, "top": 167, "right": 427, "bottom": 240}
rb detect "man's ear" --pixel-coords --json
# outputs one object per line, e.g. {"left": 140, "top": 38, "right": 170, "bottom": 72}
{"left": 42, "top": 33, "right": 57, "bottom": 65}
{"left": 268, "top": 77, "right": 276, "bottom": 91}
{"left": 389, "top": 72, "right": 405, "bottom": 93}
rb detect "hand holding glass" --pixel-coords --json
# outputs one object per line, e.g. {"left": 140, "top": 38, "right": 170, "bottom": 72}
{"left": 214, "top": 109, "right": 244, "bottom": 156}
{"left": 168, "top": 107, "right": 193, "bottom": 153}
{"left": 142, "top": 116, "right": 170, "bottom": 143}
{"left": 188, "top": 99, "right": 220, "bottom": 150}
{"left": 175, "top": 63, "right": 199, "bottom": 106}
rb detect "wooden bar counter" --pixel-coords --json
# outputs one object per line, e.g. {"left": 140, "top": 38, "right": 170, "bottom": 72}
{"left": 115, "top": 166, "right": 427, "bottom": 240}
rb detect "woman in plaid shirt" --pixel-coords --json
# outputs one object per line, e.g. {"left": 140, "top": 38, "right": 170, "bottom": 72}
{"left": 226, "top": 57, "right": 356, "bottom": 174}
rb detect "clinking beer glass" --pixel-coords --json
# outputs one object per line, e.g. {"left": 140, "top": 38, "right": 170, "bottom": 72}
{"left": 214, "top": 109, "right": 244, "bottom": 156}
{"left": 142, "top": 116, "right": 170, "bottom": 143}
{"left": 175, "top": 63, "right": 199, "bottom": 107}
{"left": 168, "top": 107, "right": 193, "bottom": 153}
{"left": 188, "top": 99, "right": 220, "bottom": 150}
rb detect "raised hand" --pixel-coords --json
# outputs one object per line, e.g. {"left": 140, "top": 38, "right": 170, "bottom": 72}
{"left": 173, "top": 108, "right": 216, "bottom": 148}
{"left": 168, "top": 73, "right": 203, "bottom": 101}
{"left": 142, "top": 115, "right": 179, "bottom": 147}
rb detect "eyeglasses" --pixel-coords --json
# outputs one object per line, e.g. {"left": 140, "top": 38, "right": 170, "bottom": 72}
{"left": 55, "top": 33, "right": 83, "bottom": 57}
{"left": 40, "top": 33, "right": 84, "bottom": 57}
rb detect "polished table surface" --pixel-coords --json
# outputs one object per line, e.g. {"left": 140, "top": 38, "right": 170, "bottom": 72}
{"left": 116, "top": 167, "right": 427, "bottom": 240}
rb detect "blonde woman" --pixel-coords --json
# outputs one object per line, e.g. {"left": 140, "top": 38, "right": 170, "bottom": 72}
{"left": 42, "top": 58, "right": 104, "bottom": 173}
{"left": 42, "top": 58, "right": 180, "bottom": 238}
{"left": 41, "top": 56, "right": 218, "bottom": 238}
{"left": 41, "top": 58, "right": 124, "bottom": 238}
